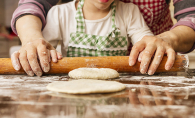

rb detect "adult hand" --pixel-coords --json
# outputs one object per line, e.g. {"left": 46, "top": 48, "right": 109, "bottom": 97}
{"left": 129, "top": 36, "right": 176, "bottom": 75}
{"left": 11, "top": 38, "right": 62, "bottom": 76}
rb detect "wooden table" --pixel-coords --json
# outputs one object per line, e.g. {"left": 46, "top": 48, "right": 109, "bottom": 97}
{"left": 0, "top": 71, "right": 195, "bottom": 118}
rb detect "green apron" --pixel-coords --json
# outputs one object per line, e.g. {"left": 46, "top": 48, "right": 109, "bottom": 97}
{"left": 67, "top": 0, "right": 128, "bottom": 57}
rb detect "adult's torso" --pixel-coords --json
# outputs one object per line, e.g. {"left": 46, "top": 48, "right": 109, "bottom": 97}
{"left": 120, "top": 0, "right": 173, "bottom": 35}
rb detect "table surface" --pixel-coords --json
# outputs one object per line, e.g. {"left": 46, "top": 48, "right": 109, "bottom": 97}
{"left": 1, "top": 71, "right": 195, "bottom": 118}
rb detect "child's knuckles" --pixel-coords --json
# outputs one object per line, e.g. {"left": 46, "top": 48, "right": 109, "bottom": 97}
{"left": 37, "top": 48, "right": 48, "bottom": 57}
{"left": 27, "top": 54, "right": 37, "bottom": 62}
{"left": 19, "top": 54, "right": 26, "bottom": 61}
{"left": 37, "top": 39, "right": 47, "bottom": 45}
{"left": 37, "top": 43, "right": 47, "bottom": 50}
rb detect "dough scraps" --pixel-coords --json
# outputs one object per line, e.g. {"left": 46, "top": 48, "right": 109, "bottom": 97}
{"left": 68, "top": 68, "right": 119, "bottom": 79}
{"left": 47, "top": 79, "right": 126, "bottom": 94}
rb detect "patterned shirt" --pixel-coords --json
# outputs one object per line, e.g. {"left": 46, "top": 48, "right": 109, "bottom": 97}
{"left": 11, "top": 0, "right": 195, "bottom": 34}
{"left": 11, "top": 0, "right": 195, "bottom": 52}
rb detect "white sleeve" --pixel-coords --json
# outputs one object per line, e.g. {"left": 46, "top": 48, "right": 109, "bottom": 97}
{"left": 124, "top": 4, "right": 154, "bottom": 45}
{"left": 42, "top": 6, "right": 62, "bottom": 48}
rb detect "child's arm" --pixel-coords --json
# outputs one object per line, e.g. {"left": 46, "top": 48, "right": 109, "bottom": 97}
{"left": 11, "top": 0, "right": 59, "bottom": 35}
{"left": 125, "top": 4, "right": 175, "bottom": 75}
{"left": 11, "top": 6, "right": 62, "bottom": 77}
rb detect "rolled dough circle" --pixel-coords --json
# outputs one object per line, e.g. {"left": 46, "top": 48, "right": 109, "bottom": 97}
{"left": 68, "top": 68, "right": 119, "bottom": 79}
{"left": 47, "top": 79, "right": 126, "bottom": 94}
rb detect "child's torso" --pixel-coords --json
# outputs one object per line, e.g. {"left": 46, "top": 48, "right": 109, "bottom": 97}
{"left": 57, "top": 1, "right": 130, "bottom": 56}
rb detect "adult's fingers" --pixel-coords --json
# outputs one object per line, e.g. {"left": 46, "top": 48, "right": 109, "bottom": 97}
{"left": 26, "top": 48, "right": 42, "bottom": 76}
{"left": 140, "top": 44, "right": 156, "bottom": 74}
{"left": 129, "top": 42, "right": 145, "bottom": 66}
{"left": 165, "top": 48, "right": 175, "bottom": 70}
{"left": 37, "top": 44, "right": 50, "bottom": 73}
{"left": 11, "top": 51, "right": 21, "bottom": 71}
{"left": 138, "top": 51, "right": 144, "bottom": 62}
{"left": 148, "top": 46, "right": 165, "bottom": 75}
{"left": 19, "top": 50, "right": 34, "bottom": 76}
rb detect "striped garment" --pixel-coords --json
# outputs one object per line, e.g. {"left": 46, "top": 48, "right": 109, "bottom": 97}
{"left": 11, "top": 0, "right": 195, "bottom": 49}
{"left": 11, "top": 0, "right": 195, "bottom": 34}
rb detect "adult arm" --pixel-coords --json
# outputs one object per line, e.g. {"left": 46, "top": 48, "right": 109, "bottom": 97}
{"left": 128, "top": 4, "right": 175, "bottom": 75}
{"left": 168, "top": 0, "right": 195, "bottom": 52}
{"left": 129, "top": 0, "right": 195, "bottom": 75}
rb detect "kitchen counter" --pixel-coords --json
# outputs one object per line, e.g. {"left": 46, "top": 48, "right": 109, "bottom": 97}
{"left": 0, "top": 71, "right": 195, "bottom": 118}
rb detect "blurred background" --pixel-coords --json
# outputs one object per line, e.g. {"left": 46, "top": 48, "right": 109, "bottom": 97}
{"left": 0, "top": 0, "right": 194, "bottom": 68}
{"left": 0, "top": 0, "right": 72, "bottom": 58}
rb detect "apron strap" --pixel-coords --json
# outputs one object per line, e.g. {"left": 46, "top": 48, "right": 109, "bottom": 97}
{"left": 75, "top": 0, "right": 85, "bottom": 33}
{"left": 75, "top": 0, "right": 117, "bottom": 34}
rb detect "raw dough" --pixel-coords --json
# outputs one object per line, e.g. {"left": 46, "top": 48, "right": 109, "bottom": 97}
{"left": 47, "top": 79, "right": 126, "bottom": 94}
{"left": 68, "top": 68, "right": 119, "bottom": 79}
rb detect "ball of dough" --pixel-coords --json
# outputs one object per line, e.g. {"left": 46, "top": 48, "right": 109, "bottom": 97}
{"left": 68, "top": 68, "right": 119, "bottom": 79}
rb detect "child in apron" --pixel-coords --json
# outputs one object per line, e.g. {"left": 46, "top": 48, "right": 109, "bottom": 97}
{"left": 42, "top": 0, "right": 154, "bottom": 57}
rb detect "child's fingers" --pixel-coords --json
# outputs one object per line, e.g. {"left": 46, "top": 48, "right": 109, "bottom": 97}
{"left": 37, "top": 45, "right": 50, "bottom": 73}
{"left": 26, "top": 47, "right": 43, "bottom": 76}
{"left": 11, "top": 51, "right": 21, "bottom": 71}
{"left": 57, "top": 52, "right": 63, "bottom": 59}
{"left": 50, "top": 50, "right": 58, "bottom": 63}
{"left": 20, "top": 50, "right": 35, "bottom": 76}
{"left": 48, "top": 49, "right": 51, "bottom": 62}
{"left": 129, "top": 42, "right": 145, "bottom": 66}
{"left": 147, "top": 46, "right": 165, "bottom": 75}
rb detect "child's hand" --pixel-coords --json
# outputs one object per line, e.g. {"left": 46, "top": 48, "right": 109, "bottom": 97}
{"left": 129, "top": 36, "right": 175, "bottom": 75}
{"left": 11, "top": 38, "right": 62, "bottom": 76}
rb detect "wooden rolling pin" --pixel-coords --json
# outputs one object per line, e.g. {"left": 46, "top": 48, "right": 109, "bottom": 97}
{"left": 0, "top": 55, "right": 188, "bottom": 75}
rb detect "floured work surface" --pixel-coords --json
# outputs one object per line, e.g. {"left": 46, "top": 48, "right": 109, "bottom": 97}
{"left": 1, "top": 70, "right": 195, "bottom": 118}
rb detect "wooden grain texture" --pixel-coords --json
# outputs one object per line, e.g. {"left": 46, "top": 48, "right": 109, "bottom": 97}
{"left": 0, "top": 55, "right": 188, "bottom": 75}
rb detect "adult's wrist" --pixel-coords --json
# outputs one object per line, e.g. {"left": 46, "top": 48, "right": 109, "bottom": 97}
{"left": 157, "top": 25, "right": 195, "bottom": 52}
{"left": 156, "top": 30, "right": 178, "bottom": 51}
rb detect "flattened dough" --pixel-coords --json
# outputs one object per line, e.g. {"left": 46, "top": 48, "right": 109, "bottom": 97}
{"left": 68, "top": 68, "right": 119, "bottom": 79}
{"left": 47, "top": 79, "right": 126, "bottom": 94}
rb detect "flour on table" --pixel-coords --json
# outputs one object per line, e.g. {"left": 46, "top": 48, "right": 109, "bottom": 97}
{"left": 47, "top": 79, "right": 126, "bottom": 94}
{"left": 68, "top": 68, "right": 119, "bottom": 80}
